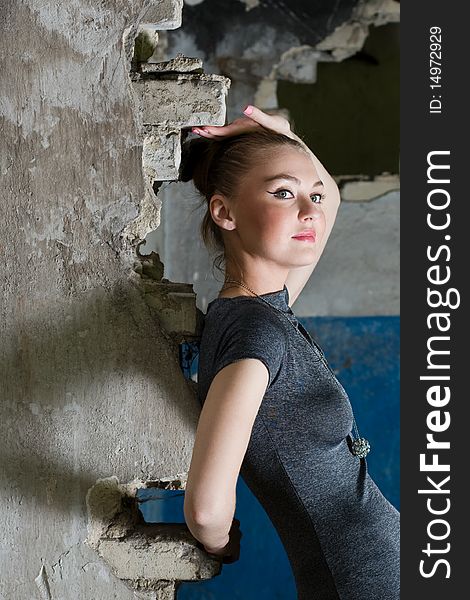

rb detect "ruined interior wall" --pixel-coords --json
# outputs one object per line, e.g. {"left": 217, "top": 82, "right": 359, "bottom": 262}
{"left": 145, "top": 0, "right": 400, "bottom": 315}
{"left": 0, "top": 1, "right": 400, "bottom": 596}
{"left": 0, "top": 1, "right": 211, "bottom": 598}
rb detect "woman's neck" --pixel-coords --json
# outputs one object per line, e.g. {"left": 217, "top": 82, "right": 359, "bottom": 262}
{"left": 217, "top": 283, "right": 253, "bottom": 299}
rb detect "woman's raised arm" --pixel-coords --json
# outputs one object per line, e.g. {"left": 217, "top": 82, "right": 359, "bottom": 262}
{"left": 284, "top": 131, "right": 341, "bottom": 306}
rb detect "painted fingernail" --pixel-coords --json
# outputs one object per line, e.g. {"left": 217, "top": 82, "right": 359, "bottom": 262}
{"left": 243, "top": 105, "right": 253, "bottom": 115}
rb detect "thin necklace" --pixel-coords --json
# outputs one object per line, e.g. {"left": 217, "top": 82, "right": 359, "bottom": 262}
{"left": 221, "top": 277, "right": 371, "bottom": 459}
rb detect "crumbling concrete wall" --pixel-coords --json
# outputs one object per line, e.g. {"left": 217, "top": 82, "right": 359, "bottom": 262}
{"left": 0, "top": 0, "right": 400, "bottom": 595}
{"left": 0, "top": 1, "right": 227, "bottom": 598}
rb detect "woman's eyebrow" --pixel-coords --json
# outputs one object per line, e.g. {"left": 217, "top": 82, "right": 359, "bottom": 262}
{"left": 263, "top": 173, "right": 324, "bottom": 187}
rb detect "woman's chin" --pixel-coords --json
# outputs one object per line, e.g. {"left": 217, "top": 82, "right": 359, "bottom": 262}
{"left": 285, "top": 254, "right": 317, "bottom": 269}
{"left": 293, "top": 246, "right": 318, "bottom": 260}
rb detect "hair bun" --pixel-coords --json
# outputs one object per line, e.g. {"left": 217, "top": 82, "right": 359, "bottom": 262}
{"left": 179, "top": 135, "right": 211, "bottom": 183}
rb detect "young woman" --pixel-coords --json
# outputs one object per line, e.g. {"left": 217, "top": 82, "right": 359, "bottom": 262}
{"left": 182, "top": 105, "right": 400, "bottom": 599}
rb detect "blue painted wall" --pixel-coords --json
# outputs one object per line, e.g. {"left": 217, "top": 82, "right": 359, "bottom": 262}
{"left": 139, "top": 316, "right": 400, "bottom": 599}
{"left": 303, "top": 316, "right": 400, "bottom": 511}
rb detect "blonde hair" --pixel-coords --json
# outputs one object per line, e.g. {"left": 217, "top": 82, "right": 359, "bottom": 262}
{"left": 179, "top": 128, "right": 307, "bottom": 277}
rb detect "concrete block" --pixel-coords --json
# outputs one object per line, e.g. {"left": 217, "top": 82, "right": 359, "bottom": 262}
{"left": 139, "top": 0, "right": 184, "bottom": 31}
{"left": 358, "top": 0, "right": 400, "bottom": 27}
{"left": 98, "top": 524, "right": 221, "bottom": 585}
{"left": 316, "top": 21, "right": 370, "bottom": 62}
{"left": 141, "top": 281, "right": 199, "bottom": 339}
{"left": 131, "top": 73, "right": 231, "bottom": 127}
{"left": 85, "top": 478, "right": 220, "bottom": 593}
{"left": 143, "top": 126, "right": 181, "bottom": 181}
{"left": 134, "top": 29, "right": 160, "bottom": 63}
{"left": 141, "top": 53, "right": 203, "bottom": 74}
{"left": 128, "top": 250, "right": 201, "bottom": 339}
{"left": 134, "top": 582, "right": 177, "bottom": 600}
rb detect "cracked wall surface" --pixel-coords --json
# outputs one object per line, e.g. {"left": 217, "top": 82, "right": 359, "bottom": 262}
{"left": 0, "top": 1, "right": 221, "bottom": 597}
{"left": 0, "top": 0, "right": 400, "bottom": 596}
{"left": 84, "top": 477, "right": 220, "bottom": 595}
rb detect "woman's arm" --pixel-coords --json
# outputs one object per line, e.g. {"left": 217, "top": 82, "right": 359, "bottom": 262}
{"left": 184, "top": 357, "right": 270, "bottom": 551}
{"left": 285, "top": 132, "right": 341, "bottom": 306}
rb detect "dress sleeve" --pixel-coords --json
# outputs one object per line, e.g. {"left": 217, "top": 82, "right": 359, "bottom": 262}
{"left": 212, "top": 303, "right": 287, "bottom": 389}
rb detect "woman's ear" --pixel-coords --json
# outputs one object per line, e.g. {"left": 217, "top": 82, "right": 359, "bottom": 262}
{"left": 210, "top": 194, "right": 236, "bottom": 231}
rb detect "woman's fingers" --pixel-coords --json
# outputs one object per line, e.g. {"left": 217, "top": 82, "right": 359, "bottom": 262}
{"left": 191, "top": 105, "right": 292, "bottom": 139}
{"left": 193, "top": 117, "right": 260, "bottom": 138}
{"left": 243, "top": 105, "right": 292, "bottom": 135}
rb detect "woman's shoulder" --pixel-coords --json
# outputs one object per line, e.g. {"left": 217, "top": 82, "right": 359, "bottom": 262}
{"left": 203, "top": 297, "right": 288, "bottom": 339}
{"left": 205, "top": 296, "right": 282, "bottom": 322}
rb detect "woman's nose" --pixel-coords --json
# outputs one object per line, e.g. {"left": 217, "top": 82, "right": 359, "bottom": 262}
{"left": 300, "top": 199, "right": 323, "bottom": 220}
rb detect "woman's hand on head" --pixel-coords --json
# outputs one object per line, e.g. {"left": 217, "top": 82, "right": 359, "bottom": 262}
{"left": 191, "top": 105, "right": 293, "bottom": 140}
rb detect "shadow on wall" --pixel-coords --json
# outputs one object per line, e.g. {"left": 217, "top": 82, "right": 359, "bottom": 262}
{"left": 0, "top": 280, "right": 199, "bottom": 516}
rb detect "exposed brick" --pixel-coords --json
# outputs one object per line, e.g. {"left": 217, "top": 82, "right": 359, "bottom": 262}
{"left": 97, "top": 524, "right": 221, "bottom": 586}
{"left": 131, "top": 73, "right": 231, "bottom": 127}
{"left": 141, "top": 53, "right": 203, "bottom": 75}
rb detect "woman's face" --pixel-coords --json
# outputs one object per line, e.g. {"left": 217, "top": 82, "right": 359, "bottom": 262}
{"left": 213, "top": 146, "right": 327, "bottom": 271}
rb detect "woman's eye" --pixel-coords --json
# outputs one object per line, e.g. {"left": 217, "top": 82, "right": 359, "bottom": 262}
{"left": 271, "top": 189, "right": 293, "bottom": 199}
{"left": 269, "top": 189, "right": 325, "bottom": 203}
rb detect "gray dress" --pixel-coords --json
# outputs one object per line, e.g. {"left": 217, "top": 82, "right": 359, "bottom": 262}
{"left": 197, "top": 285, "right": 400, "bottom": 599}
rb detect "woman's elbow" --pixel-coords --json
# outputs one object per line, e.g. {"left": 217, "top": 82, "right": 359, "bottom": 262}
{"left": 184, "top": 496, "right": 207, "bottom": 527}
{"left": 184, "top": 493, "right": 230, "bottom": 526}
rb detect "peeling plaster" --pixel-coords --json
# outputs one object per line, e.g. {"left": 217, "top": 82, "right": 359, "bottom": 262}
{"left": 275, "top": 45, "right": 329, "bottom": 84}
{"left": 316, "top": 0, "right": 400, "bottom": 61}
{"left": 122, "top": 187, "right": 162, "bottom": 243}
{"left": 85, "top": 475, "right": 189, "bottom": 550}
{"left": 339, "top": 174, "right": 400, "bottom": 202}
{"left": 84, "top": 475, "right": 217, "bottom": 592}
{"left": 1, "top": 0, "right": 213, "bottom": 596}
{"left": 85, "top": 476, "right": 140, "bottom": 549}
{"left": 255, "top": 1, "right": 400, "bottom": 115}
{"left": 124, "top": 53, "right": 230, "bottom": 248}
{"left": 240, "top": 0, "right": 261, "bottom": 11}
{"left": 34, "top": 565, "right": 53, "bottom": 600}
{"left": 28, "top": 1, "right": 118, "bottom": 57}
